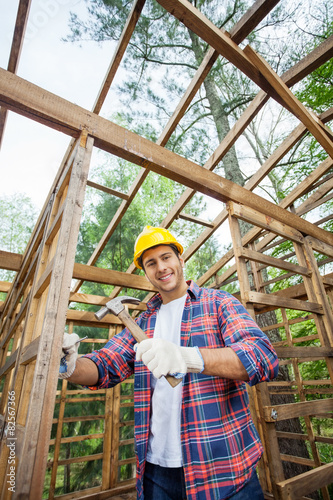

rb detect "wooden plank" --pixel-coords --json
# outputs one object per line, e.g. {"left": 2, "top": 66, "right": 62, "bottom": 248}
{"left": 263, "top": 399, "right": 333, "bottom": 422}
{"left": 237, "top": 247, "right": 311, "bottom": 277}
{"left": 155, "top": 0, "right": 278, "bottom": 97}
{"left": 0, "top": 282, "right": 11, "bottom": 293}
{"left": 276, "top": 462, "right": 333, "bottom": 498}
{"left": 0, "top": 349, "right": 18, "bottom": 378}
{"left": 178, "top": 212, "right": 214, "bottom": 228}
{"left": 229, "top": 202, "right": 305, "bottom": 243}
{"left": 244, "top": 45, "right": 333, "bottom": 158}
{"left": 69, "top": 292, "right": 146, "bottom": 310}
{"left": 0, "top": 250, "right": 22, "bottom": 272}
{"left": 280, "top": 454, "right": 316, "bottom": 467}
{"left": 160, "top": 0, "right": 280, "bottom": 146}
{"left": 0, "top": 0, "right": 32, "bottom": 147}
{"left": 45, "top": 202, "right": 65, "bottom": 245}
{"left": 307, "top": 236, "right": 333, "bottom": 260}
{"left": 299, "top": 191, "right": 333, "bottom": 216}
{"left": 33, "top": 257, "right": 54, "bottom": 298}
{"left": 72, "top": 263, "right": 156, "bottom": 292}
{"left": 49, "top": 379, "right": 68, "bottom": 500}
{"left": 1, "top": 71, "right": 333, "bottom": 247}
{"left": 52, "top": 482, "right": 136, "bottom": 500}
{"left": 230, "top": 0, "right": 280, "bottom": 45}
{"left": 92, "top": 0, "right": 146, "bottom": 114}
{"left": 282, "top": 34, "right": 333, "bottom": 87}
{"left": 296, "top": 175, "right": 333, "bottom": 216}
{"left": 275, "top": 346, "right": 333, "bottom": 358}
{"left": 15, "top": 137, "right": 94, "bottom": 498}
{"left": 66, "top": 309, "right": 122, "bottom": 326}
{"left": 245, "top": 290, "right": 323, "bottom": 314}
{"left": 0, "top": 294, "right": 29, "bottom": 349}
{"left": 87, "top": 180, "right": 129, "bottom": 200}
{"left": 7, "top": 0, "right": 32, "bottom": 74}
{"left": 197, "top": 153, "right": 333, "bottom": 285}
{"left": 19, "top": 336, "right": 40, "bottom": 365}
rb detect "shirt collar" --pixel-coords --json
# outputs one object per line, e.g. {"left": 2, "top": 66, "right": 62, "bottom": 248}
{"left": 146, "top": 280, "right": 199, "bottom": 311}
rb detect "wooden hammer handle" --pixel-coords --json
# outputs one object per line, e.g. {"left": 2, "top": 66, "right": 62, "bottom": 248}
{"left": 118, "top": 309, "right": 182, "bottom": 388}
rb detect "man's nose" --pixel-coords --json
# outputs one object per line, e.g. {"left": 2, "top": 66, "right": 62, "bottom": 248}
{"left": 156, "top": 259, "right": 167, "bottom": 272}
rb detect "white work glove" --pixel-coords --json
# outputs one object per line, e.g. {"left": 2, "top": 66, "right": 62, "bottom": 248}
{"left": 59, "top": 333, "right": 81, "bottom": 379}
{"left": 135, "top": 338, "right": 204, "bottom": 379}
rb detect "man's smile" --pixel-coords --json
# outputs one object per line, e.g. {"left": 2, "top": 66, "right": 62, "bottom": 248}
{"left": 159, "top": 273, "right": 173, "bottom": 281}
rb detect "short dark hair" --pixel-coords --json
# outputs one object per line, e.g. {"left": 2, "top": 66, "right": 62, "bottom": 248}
{"left": 139, "top": 244, "right": 179, "bottom": 271}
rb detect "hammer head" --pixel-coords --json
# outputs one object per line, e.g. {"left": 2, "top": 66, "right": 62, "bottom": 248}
{"left": 95, "top": 295, "right": 140, "bottom": 321}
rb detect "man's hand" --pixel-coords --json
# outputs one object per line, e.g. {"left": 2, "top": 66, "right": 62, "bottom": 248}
{"left": 135, "top": 338, "right": 204, "bottom": 379}
{"left": 59, "top": 333, "right": 80, "bottom": 379}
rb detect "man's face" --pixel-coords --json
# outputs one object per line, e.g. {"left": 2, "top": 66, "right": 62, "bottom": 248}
{"left": 142, "top": 245, "right": 187, "bottom": 303}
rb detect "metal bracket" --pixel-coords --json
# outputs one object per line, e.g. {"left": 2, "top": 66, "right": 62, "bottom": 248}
{"left": 271, "top": 408, "right": 278, "bottom": 420}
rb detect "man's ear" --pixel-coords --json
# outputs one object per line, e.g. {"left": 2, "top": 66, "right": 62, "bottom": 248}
{"left": 179, "top": 256, "right": 185, "bottom": 268}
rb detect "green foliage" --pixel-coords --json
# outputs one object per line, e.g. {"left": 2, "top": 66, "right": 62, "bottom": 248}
{"left": 0, "top": 193, "right": 38, "bottom": 291}
{"left": 0, "top": 193, "right": 38, "bottom": 252}
{"left": 75, "top": 114, "right": 222, "bottom": 288}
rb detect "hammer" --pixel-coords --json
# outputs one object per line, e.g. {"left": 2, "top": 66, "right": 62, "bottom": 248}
{"left": 95, "top": 296, "right": 181, "bottom": 388}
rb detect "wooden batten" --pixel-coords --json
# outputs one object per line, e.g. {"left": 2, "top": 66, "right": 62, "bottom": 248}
{"left": 0, "top": 1, "right": 332, "bottom": 499}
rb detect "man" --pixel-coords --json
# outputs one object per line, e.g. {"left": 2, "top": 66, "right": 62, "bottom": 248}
{"left": 60, "top": 226, "right": 279, "bottom": 500}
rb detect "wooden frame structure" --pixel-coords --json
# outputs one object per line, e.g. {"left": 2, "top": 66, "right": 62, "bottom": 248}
{"left": 0, "top": 0, "right": 332, "bottom": 498}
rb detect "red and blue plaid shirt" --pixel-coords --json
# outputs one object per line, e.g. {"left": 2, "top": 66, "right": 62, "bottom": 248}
{"left": 85, "top": 281, "right": 278, "bottom": 499}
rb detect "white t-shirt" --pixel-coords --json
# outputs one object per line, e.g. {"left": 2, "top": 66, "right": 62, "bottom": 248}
{"left": 146, "top": 294, "right": 186, "bottom": 468}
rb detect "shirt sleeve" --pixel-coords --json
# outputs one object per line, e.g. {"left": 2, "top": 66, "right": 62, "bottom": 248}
{"left": 217, "top": 293, "right": 279, "bottom": 386}
{"left": 83, "top": 327, "right": 136, "bottom": 390}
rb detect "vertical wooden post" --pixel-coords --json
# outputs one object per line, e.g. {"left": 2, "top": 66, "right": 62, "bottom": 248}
{"left": 227, "top": 201, "right": 285, "bottom": 499}
{"left": 0, "top": 134, "right": 94, "bottom": 499}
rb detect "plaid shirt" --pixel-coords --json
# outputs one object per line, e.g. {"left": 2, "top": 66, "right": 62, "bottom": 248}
{"left": 85, "top": 281, "right": 278, "bottom": 499}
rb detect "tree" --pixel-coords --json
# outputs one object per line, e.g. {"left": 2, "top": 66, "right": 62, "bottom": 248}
{"left": 64, "top": 0, "right": 332, "bottom": 491}
{"left": 65, "top": 0, "right": 331, "bottom": 208}
{"left": 0, "top": 193, "right": 38, "bottom": 283}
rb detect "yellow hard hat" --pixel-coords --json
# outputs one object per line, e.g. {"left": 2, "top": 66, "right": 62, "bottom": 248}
{"left": 134, "top": 226, "right": 183, "bottom": 269}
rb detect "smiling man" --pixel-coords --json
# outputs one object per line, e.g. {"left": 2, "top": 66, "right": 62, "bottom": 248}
{"left": 60, "top": 226, "right": 279, "bottom": 500}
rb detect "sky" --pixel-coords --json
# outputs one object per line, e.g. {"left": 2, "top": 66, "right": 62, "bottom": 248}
{"left": 0, "top": 0, "right": 232, "bottom": 251}
{"left": 0, "top": 0, "right": 120, "bottom": 210}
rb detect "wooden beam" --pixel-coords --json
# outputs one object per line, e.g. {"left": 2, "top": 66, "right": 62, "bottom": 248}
{"left": 230, "top": 0, "right": 280, "bottom": 45}
{"left": 0, "top": 281, "right": 12, "bottom": 293}
{"left": 0, "top": 250, "right": 23, "bottom": 272}
{"left": 72, "top": 0, "right": 279, "bottom": 285}
{"left": 72, "top": 263, "right": 156, "bottom": 292}
{"left": 69, "top": 292, "right": 147, "bottom": 310}
{"left": 245, "top": 290, "right": 323, "bottom": 315}
{"left": 275, "top": 346, "right": 333, "bottom": 359}
{"left": 283, "top": 34, "right": 333, "bottom": 87}
{"left": 236, "top": 247, "right": 311, "bottom": 277}
{"left": 66, "top": 310, "right": 122, "bottom": 328}
{"left": 155, "top": 0, "right": 277, "bottom": 97}
{"left": 228, "top": 202, "right": 305, "bottom": 244}
{"left": 264, "top": 398, "right": 333, "bottom": 422}
{"left": 86, "top": 180, "right": 129, "bottom": 200}
{"left": 0, "top": 0, "right": 32, "bottom": 148}
{"left": 92, "top": 0, "right": 146, "bottom": 114}
{"left": 178, "top": 212, "right": 214, "bottom": 228}
{"left": 277, "top": 462, "right": 333, "bottom": 498}
{"left": 1, "top": 69, "right": 332, "bottom": 247}
{"left": 244, "top": 45, "right": 333, "bottom": 157}
{"left": 159, "top": 0, "right": 280, "bottom": 146}
{"left": 15, "top": 138, "right": 94, "bottom": 498}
